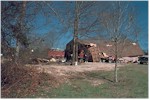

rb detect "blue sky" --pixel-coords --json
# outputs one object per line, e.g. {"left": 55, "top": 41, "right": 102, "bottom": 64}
{"left": 31, "top": 1, "right": 148, "bottom": 51}
{"left": 130, "top": 1, "right": 148, "bottom": 51}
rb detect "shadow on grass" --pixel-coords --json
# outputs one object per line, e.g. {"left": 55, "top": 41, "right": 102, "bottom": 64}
{"left": 75, "top": 71, "right": 114, "bottom": 83}
{"left": 101, "top": 76, "right": 114, "bottom": 83}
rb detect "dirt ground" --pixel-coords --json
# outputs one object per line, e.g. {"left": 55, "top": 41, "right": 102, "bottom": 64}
{"left": 30, "top": 62, "right": 124, "bottom": 75}
{"left": 30, "top": 62, "right": 124, "bottom": 76}
{"left": 27, "top": 62, "right": 125, "bottom": 86}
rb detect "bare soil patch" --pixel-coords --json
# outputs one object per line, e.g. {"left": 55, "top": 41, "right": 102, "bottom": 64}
{"left": 30, "top": 62, "right": 123, "bottom": 73}
{"left": 27, "top": 62, "right": 125, "bottom": 86}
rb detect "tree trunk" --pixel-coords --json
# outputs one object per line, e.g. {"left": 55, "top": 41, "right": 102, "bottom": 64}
{"left": 73, "top": 38, "right": 76, "bottom": 64}
{"left": 15, "top": 39, "right": 20, "bottom": 61}
{"left": 15, "top": 1, "right": 26, "bottom": 61}
{"left": 114, "top": 40, "right": 118, "bottom": 82}
{"left": 73, "top": 1, "right": 79, "bottom": 65}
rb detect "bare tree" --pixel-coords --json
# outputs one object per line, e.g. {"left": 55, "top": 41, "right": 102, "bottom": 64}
{"left": 72, "top": 1, "right": 79, "bottom": 65}
{"left": 14, "top": 1, "right": 27, "bottom": 61}
{"left": 99, "top": 1, "right": 136, "bottom": 82}
{"left": 71, "top": 1, "right": 108, "bottom": 65}
{"left": 1, "top": 1, "right": 30, "bottom": 60}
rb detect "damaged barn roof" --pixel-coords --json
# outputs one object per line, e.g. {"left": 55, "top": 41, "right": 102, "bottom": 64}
{"left": 77, "top": 38, "right": 144, "bottom": 57}
{"left": 66, "top": 38, "right": 144, "bottom": 62}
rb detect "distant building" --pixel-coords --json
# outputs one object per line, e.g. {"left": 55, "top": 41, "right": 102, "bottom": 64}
{"left": 48, "top": 49, "right": 64, "bottom": 59}
{"left": 65, "top": 39, "right": 144, "bottom": 62}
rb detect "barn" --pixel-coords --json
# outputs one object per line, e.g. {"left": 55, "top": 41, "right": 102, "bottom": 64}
{"left": 65, "top": 38, "right": 144, "bottom": 62}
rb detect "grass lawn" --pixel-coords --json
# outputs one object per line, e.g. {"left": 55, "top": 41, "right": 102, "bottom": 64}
{"left": 27, "top": 64, "right": 148, "bottom": 98}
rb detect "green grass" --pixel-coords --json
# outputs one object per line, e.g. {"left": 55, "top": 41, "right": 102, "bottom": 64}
{"left": 43, "top": 64, "right": 147, "bottom": 98}
{"left": 4, "top": 64, "right": 148, "bottom": 98}
{"left": 27, "top": 64, "right": 148, "bottom": 98}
